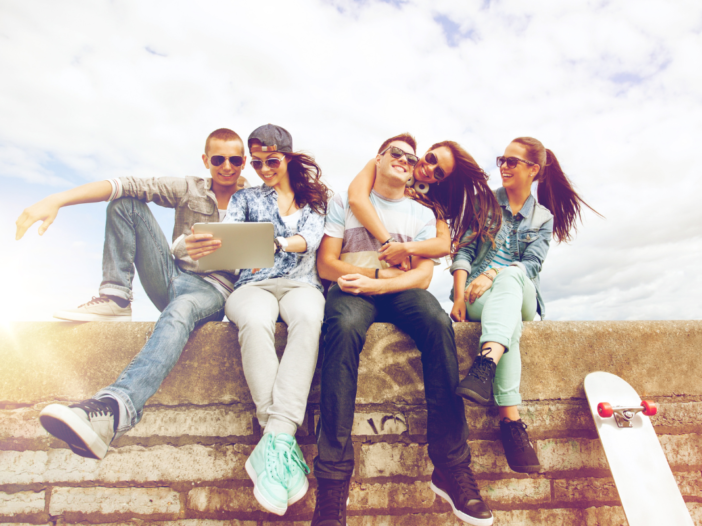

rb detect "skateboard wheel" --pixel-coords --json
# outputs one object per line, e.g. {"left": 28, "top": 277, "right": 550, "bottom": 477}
{"left": 597, "top": 402, "right": 613, "bottom": 418}
{"left": 414, "top": 181, "right": 430, "bottom": 194}
{"left": 641, "top": 400, "right": 657, "bottom": 416}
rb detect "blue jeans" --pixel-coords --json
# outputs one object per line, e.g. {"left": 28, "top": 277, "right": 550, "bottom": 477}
{"left": 314, "top": 285, "right": 470, "bottom": 480}
{"left": 94, "top": 198, "right": 225, "bottom": 438}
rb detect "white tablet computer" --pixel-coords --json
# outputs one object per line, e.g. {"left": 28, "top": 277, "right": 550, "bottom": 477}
{"left": 192, "top": 222, "right": 275, "bottom": 271}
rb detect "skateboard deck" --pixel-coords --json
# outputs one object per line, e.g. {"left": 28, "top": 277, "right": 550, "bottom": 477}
{"left": 584, "top": 371, "right": 693, "bottom": 526}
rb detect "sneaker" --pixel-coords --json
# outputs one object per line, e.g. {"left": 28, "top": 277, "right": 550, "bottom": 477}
{"left": 274, "top": 434, "right": 310, "bottom": 506}
{"left": 245, "top": 433, "right": 289, "bottom": 516}
{"left": 39, "top": 399, "right": 116, "bottom": 460}
{"left": 455, "top": 352, "right": 497, "bottom": 405}
{"left": 53, "top": 296, "right": 132, "bottom": 322}
{"left": 431, "top": 459, "right": 493, "bottom": 526}
{"left": 500, "top": 418, "right": 541, "bottom": 473}
{"left": 311, "top": 477, "right": 350, "bottom": 526}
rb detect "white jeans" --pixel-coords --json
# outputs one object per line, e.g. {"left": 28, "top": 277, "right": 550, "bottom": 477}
{"left": 225, "top": 278, "right": 325, "bottom": 436}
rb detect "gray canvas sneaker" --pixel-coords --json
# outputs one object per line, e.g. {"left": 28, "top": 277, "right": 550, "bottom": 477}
{"left": 53, "top": 296, "right": 132, "bottom": 322}
{"left": 39, "top": 399, "right": 116, "bottom": 459}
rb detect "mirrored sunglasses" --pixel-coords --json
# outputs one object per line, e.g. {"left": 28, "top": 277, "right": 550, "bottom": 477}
{"left": 381, "top": 146, "right": 419, "bottom": 166}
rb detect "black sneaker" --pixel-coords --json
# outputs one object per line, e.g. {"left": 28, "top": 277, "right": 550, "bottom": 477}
{"left": 431, "top": 458, "right": 493, "bottom": 525}
{"left": 39, "top": 399, "right": 116, "bottom": 460}
{"left": 500, "top": 418, "right": 541, "bottom": 473}
{"left": 311, "top": 477, "right": 350, "bottom": 526}
{"left": 455, "top": 352, "right": 497, "bottom": 405}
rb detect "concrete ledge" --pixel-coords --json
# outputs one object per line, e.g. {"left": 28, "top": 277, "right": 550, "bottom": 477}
{"left": 1, "top": 321, "right": 701, "bottom": 525}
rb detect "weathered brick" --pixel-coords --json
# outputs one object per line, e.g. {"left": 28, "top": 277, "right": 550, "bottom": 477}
{"left": 342, "top": 509, "right": 597, "bottom": 526}
{"left": 358, "top": 443, "right": 432, "bottom": 478}
{"left": 0, "top": 444, "right": 251, "bottom": 484}
{"left": 65, "top": 521, "right": 256, "bottom": 526}
{"left": 582, "top": 505, "right": 628, "bottom": 525}
{"left": 661, "top": 434, "right": 702, "bottom": 468}
{"left": 479, "top": 478, "right": 550, "bottom": 506}
{"left": 352, "top": 412, "right": 408, "bottom": 436}
{"left": 0, "top": 407, "right": 46, "bottom": 441}
{"left": 676, "top": 471, "right": 702, "bottom": 496}
{"left": 187, "top": 487, "right": 260, "bottom": 513}
{"left": 553, "top": 477, "right": 618, "bottom": 502}
{"left": 534, "top": 437, "right": 608, "bottom": 472}
{"left": 349, "top": 481, "right": 434, "bottom": 510}
{"left": 0, "top": 491, "right": 45, "bottom": 516}
{"left": 129, "top": 407, "right": 253, "bottom": 438}
{"left": 688, "top": 502, "right": 702, "bottom": 523}
{"left": 49, "top": 487, "right": 180, "bottom": 515}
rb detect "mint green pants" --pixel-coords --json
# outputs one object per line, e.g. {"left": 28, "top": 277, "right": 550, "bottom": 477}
{"left": 466, "top": 266, "right": 537, "bottom": 407}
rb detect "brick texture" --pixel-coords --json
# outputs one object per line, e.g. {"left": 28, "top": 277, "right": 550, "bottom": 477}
{"left": 49, "top": 487, "right": 180, "bottom": 515}
{"left": 0, "top": 491, "right": 45, "bottom": 516}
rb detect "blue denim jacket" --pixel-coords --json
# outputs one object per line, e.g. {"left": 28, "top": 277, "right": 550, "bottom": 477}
{"left": 223, "top": 185, "right": 326, "bottom": 292}
{"left": 450, "top": 187, "right": 553, "bottom": 318}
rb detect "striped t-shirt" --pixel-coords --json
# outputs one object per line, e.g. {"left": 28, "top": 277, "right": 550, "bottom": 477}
{"left": 324, "top": 190, "right": 436, "bottom": 269}
{"left": 488, "top": 219, "right": 513, "bottom": 270}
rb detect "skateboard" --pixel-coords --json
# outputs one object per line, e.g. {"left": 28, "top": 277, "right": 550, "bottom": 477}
{"left": 584, "top": 371, "right": 693, "bottom": 526}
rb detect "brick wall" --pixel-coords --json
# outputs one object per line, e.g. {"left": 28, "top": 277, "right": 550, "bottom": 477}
{"left": 1, "top": 321, "right": 701, "bottom": 525}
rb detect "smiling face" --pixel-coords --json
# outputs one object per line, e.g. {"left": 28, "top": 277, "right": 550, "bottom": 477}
{"left": 202, "top": 138, "right": 246, "bottom": 191}
{"left": 414, "top": 146, "right": 455, "bottom": 184}
{"left": 251, "top": 150, "right": 290, "bottom": 188}
{"left": 375, "top": 140, "right": 416, "bottom": 185}
{"left": 500, "top": 142, "right": 540, "bottom": 191}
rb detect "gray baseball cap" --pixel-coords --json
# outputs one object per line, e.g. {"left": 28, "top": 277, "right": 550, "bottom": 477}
{"left": 247, "top": 124, "right": 293, "bottom": 153}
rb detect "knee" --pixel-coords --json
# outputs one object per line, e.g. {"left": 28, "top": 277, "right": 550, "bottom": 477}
{"left": 498, "top": 266, "right": 523, "bottom": 282}
{"left": 158, "top": 297, "right": 199, "bottom": 332}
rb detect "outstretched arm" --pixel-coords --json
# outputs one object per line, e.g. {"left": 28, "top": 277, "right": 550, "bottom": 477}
{"left": 15, "top": 181, "right": 113, "bottom": 239}
{"left": 347, "top": 159, "right": 392, "bottom": 243}
{"left": 379, "top": 219, "right": 451, "bottom": 266}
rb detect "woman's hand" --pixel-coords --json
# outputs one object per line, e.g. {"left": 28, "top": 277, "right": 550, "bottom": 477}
{"left": 464, "top": 273, "right": 494, "bottom": 304}
{"left": 185, "top": 227, "right": 221, "bottom": 260}
{"left": 378, "top": 241, "right": 412, "bottom": 267}
{"left": 450, "top": 299, "right": 466, "bottom": 322}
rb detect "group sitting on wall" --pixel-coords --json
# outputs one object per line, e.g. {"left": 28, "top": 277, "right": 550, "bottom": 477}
{"left": 15, "top": 124, "right": 598, "bottom": 526}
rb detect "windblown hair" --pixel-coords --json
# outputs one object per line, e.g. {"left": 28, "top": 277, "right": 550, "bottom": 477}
{"left": 512, "top": 137, "right": 601, "bottom": 243}
{"left": 285, "top": 152, "right": 332, "bottom": 216}
{"left": 378, "top": 133, "right": 417, "bottom": 154}
{"left": 411, "top": 141, "right": 501, "bottom": 253}
{"left": 205, "top": 128, "right": 244, "bottom": 154}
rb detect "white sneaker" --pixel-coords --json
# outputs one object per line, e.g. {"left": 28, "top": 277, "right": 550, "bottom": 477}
{"left": 53, "top": 296, "right": 132, "bottom": 322}
{"left": 39, "top": 399, "right": 116, "bottom": 460}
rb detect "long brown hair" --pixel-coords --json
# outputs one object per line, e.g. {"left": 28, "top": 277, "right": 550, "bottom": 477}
{"left": 285, "top": 152, "right": 332, "bottom": 216}
{"left": 512, "top": 137, "right": 601, "bottom": 243}
{"left": 412, "top": 141, "right": 501, "bottom": 252}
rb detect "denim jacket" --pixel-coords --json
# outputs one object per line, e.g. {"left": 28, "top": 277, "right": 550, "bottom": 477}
{"left": 113, "top": 176, "right": 221, "bottom": 275}
{"left": 450, "top": 187, "right": 553, "bottom": 318}
{"left": 224, "top": 185, "right": 326, "bottom": 292}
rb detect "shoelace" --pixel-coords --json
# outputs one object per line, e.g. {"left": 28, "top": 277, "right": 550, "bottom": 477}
{"left": 316, "top": 480, "right": 347, "bottom": 520}
{"left": 449, "top": 461, "right": 481, "bottom": 500}
{"left": 78, "top": 296, "right": 111, "bottom": 308}
{"left": 265, "top": 437, "right": 311, "bottom": 486}
{"left": 73, "top": 399, "right": 113, "bottom": 419}
{"left": 467, "top": 352, "right": 496, "bottom": 383}
{"left": 506, "top": 420, "right": 531, "bottom": 452}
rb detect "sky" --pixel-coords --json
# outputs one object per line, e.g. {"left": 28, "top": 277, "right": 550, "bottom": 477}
{"left": 2, "top": 0, "right": 701, "bottom": 322}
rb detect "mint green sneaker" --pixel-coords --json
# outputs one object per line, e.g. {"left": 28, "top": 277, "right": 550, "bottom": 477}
{"left": 275, "top": 433, "right": 311, "bottom": 506}
{"left": 245, "top": 434, "right": 288, "bottom": 515}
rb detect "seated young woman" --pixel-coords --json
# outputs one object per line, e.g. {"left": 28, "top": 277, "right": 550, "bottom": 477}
{"left": 191, "top": 124, "right": 331, "bottom": 516}
{"left": 347, "top": 139, "right": 501, "bottom": 268}
{"left": 450, "top": 137, "right": 601, "bottom": 473}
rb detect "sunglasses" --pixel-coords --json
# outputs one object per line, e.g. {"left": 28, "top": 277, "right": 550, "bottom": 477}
{"left": 496, "top": 156, "right": 536, "bottom": 169}
{"left": 210, "top": 155, "right": 244, "bottom": 167}
{"left": 250, "top": 156, "right": 285, "bottom": 171}
{"left": 380, "top": 146, "right": 419, "bottom": 166}
{"left": 424, "top": 151, "right": 447, "bottom": 181}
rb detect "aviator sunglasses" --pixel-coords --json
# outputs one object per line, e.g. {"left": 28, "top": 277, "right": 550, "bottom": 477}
{"left": 380, "top": 146, "right": 419, "bottom": 166}
{"left": 424, "top": 151, "right": 447, "bottom": 181}
{"left": 250, "top": 156, "right": 285, "bottom": 170}
{"left": 496, "top": 156, "right": 536, "bottom": 169}
{"left": 210, "top": 155, "right": 244, "bottom": 167}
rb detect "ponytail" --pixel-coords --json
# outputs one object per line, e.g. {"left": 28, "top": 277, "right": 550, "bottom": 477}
{"left": 513, "top": 138, "right": 601, "bottom": 243}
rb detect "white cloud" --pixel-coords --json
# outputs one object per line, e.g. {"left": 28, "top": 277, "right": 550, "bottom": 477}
{"left": 1, "top": 0, "right": 701, "bottom": 321}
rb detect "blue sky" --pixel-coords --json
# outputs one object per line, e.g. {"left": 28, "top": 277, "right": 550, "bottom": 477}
{"left": 2, "top": 0, "right": 701, "bottom": 321}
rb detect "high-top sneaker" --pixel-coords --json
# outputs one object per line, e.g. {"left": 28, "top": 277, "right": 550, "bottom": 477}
{"left": 500, "top": 418, "right": 541, "bottom": 473}
{"left": 431, "top": 456, "right": 493, "bottom": 525}
{"left": 455, "top": 352, "right": 497, "bottom": 405}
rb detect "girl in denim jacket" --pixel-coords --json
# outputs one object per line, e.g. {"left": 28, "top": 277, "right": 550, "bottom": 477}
{"left": 450, "top": 137, "right": 600, "bottom": 474}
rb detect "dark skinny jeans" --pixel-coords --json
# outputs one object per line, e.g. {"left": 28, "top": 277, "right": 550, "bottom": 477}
{"left": 314, "top": 285, "right": 470, "bottom": 480}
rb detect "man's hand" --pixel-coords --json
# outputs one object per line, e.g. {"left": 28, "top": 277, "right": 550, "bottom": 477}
{"left": 450, "top": 299, "right": 467, "bottom": 322}
{"left": 15, "top": 196, "right": 62, "bottom": 240}
{"left": 465, "top": 273, "right": 493, "bottom": 304}
{"left": 185, "top": 227, "right": 221, "bottom": 260}
{"left": 378, "top": 242, "right": 411, "bottom": 267}
{"left": 337, "top": 274, "right": 382, "bottom": 295}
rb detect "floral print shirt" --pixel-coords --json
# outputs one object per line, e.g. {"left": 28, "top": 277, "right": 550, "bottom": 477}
{"left": 223, "top": 185, "right": 325, "bottom": 292}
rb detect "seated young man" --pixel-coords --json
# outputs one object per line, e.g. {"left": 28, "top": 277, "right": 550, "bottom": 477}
{"left": 312, "top": 133, "right": 493, "bottom": 526}
{"left": 14, "top": 128, "right": 246, "bottom": 460}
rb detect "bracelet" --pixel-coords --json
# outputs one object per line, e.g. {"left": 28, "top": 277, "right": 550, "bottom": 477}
{"left": 481, "top": 271, "right": 494, "bottom": 281}
{"left": 375, "top": 268, "right": 379, "bottom": 279}
{"left": 382, "top": 237, "right": 397, "bottom": 246}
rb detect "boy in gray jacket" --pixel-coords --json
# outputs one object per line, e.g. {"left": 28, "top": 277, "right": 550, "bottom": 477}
{"left": 15, "top": 128, "right": 246, "bottom": 460}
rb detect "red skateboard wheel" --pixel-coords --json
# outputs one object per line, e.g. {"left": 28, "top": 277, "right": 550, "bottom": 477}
{"left": 641, "top": 400, "right": 657, "bottom": 416}
{"left": 597, "top": 402, "right": 613, "bottom": 418}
